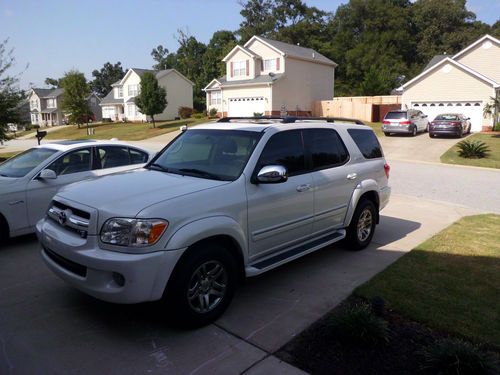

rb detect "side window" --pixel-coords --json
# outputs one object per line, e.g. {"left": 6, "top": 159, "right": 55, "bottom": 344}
{"left": 305, "top": 129, "right": 349, "bottom": 170}
{"left": 257, "top": 130, "right": 305, "bottom": 175}
{"left": 47, "top": 148, "right": 92, "bottom": 176}
{"left": 129, "top": 148, "right": 149, "bottom": 164}
{"left": 98, "top": 146, "right": 131, "bottom": 169}
{"left": 347, "top": 129, "right": 383, "bottom": 159}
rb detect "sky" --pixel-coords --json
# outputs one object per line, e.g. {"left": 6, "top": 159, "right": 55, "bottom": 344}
{"left": 1, "top": 0, "right": 498, "bottom": 90}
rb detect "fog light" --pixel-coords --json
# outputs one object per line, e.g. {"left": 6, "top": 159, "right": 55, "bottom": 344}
{"left": 112, "top": 272, "right": 125, "bottom": 287}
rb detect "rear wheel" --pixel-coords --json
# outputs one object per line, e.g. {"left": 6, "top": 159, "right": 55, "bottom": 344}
{"left": 0, "top": 216, "right": 9, "bottom": 246}
{"left": 429, "top": 132, "right": 435, "bottom": 138}
{"left": 383, "top": 132, "right": 391, "bottom": 136}
{"left": 166, "top": 243, "right": 237, "bottom": 328}
{"left": 425, "top": 123, "right": 430, "bottom": 132}
{"left": 458, "top": 127, "right": 463, "bottom": 138}
{"left": 411, "top": 126, "right": 417, "bottom": 137}
{"left": 344, "top": 199, "right": 377, "bottom": 251}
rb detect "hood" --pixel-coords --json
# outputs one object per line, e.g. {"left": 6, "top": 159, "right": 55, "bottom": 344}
{"left": 57, "top": 169, "right": 228, "bottom": 217}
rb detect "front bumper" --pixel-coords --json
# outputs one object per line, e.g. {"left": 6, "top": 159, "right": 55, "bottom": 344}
{"left": 37, "top": 218, "right": 185, "bottom": 304}
{"left": 382, "top": 125, "right": 411, "bottom": 134}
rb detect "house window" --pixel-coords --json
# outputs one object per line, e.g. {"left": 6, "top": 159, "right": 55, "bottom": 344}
{"left": 47, "top": 99, "right": 56, "bottom": 108}
{"left": 263, "top": 59, "right": 276, "bottom": 71}
{"left": 211, "top": 91, "right": 221, "bottom": 105}
{"left": 232, "top": 61, "right": 246, "bottom": 77}
{"left": 116, "top": 87, "right": 123, "bottom": 98}
{"left": 127, "top": 104, "right": 136, "bottom": 117}
{"left": 30, "top": 99, "right": 37, "bottom": 109}
{"left": 128, "top": 84, "right": 138, "bottom": 96}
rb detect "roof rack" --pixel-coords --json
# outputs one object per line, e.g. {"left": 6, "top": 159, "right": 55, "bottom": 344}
{"left": 216, "top": 116, "right": 366, "bottom": 125}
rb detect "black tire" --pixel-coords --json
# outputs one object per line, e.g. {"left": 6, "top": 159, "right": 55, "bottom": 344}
{"left": 429, "top": 132, "right": 435, "bottom": 138}
{"left": 458, "top": 127, "right": 463, "bottom": 138}
{"left": 0, "top": 216, "right": 9, "bottom": 246}
{"left": 411, "top": 126, "right": 417, "bottom": 137}
{"left": 165, "top": 243, "right": 237, "bottom": 328}
{"left": 383, "top": 132, "right": 391, "bottom": 136}
{"left": 425, "top": 123, "right": 430, "bottom": 132}
{"left": 344, "top": 199, "right": 377, "bottom": 251}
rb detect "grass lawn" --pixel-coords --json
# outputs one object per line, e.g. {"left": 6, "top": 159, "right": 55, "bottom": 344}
{"left": 441, "top": 133, "right": 500, "bottom": 169}
{"left": 366, "top": 121, "right": 383, "bottom": 137}
{"left": 42, "top": 118, "right": 213, "bottom": 141}
{"left": 356, "top": 214, "right": 500, "bottom": 346}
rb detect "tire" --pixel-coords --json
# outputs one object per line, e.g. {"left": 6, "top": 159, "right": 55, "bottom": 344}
{"left": 165, "top": 243, "right": 237, "bottom": 328}
{"left": 0, "top": 216, "right": 9, "bottom": 246}
{"left": 383, "top": 132, "right": 391, "bottom": 136}
{"left": 425, "top": 123, "right": 430, "bottom": 132}
{"left": 344, "top": 199, "right": 377, "bottom": 251}
{"left": 411, "top": 126, "right": 417, "bottom": 137}
{"left": 429, "top": 132, "right": 434, "bottom": 138}
{"left": 458, "top": 127, "right": 463, "bottom": 138}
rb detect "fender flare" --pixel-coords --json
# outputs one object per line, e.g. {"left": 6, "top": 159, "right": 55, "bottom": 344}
{"left": 343, "top": 180, "right": 380, "bottom": 226}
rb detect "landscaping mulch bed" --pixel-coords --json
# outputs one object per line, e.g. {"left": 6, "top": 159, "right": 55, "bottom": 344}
{"left": 276, "top": 298, "right": 499, "bottom": 375}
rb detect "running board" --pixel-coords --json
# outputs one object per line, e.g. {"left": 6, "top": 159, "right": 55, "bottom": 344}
{"left": 245, "top": 230, "right": 346, "bottom": 277}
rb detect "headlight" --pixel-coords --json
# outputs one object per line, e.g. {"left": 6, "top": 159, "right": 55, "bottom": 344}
{"left": 100, "top": 218, "right": 168, "bottom": 247}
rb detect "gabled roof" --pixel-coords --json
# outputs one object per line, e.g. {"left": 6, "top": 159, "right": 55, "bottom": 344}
{"left": 222, "top": 45, "right": 257, "bottom": 62}
{"left": 30, "top": 88, "right": 53, "bottom": 98}
{"left": 119, "top": 68, "right": 194, "bottom": 86}
{"left": 203, "top": 78, "right": 223, "bottom": 91}
{"left": 424, "top": 55, "right": 449, "bottom": 70}
{"left": 245, "top": 36, "right": 337, "bottom": 67}
{"left": 43, "top": 88, "right": 64, "bottom": 98}
{"left": 111, "top": 80, "right": 122, "bottom": 87}
{"left": 205, "top": 73, "right": 284, "bottom": 89}
{"left": 399, "top": 57, "right": 499, "bottom": 90}
{"left": 452, "top": 34, "right": 500, "bottom": 59}
{"left": 100, "top": 90, "right": 123, "bottom": 105}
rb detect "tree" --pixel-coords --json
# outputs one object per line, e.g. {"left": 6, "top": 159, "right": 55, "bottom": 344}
{"left": 90, "top": 62, "right": 125, "bottom": 97}
{"left": 0, "top": 39, "right": 25, "bottom": 142}
{"left": 202, "top": 30, "right": 237, "bottom": 84}
{"left": 135, "top": 72, "right": 166, "bottom": 128}
{"left": 60, "top": 70, "right": 91, "bottom": 127}
{"left": 238, "top": 0, "right": 275, "bottom": 42}
{"left": 483, "top": 96, "right": 500, "bottom": 130}
{"left": 151, "top": 45, "right": 178, "bottom": 70}
{"left": 44, "top": 77, "right": 61, "bottom": 88}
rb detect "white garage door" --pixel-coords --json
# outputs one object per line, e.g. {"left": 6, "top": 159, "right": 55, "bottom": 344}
{"left": 411, "top": 101, "right": 483, "bottom": 132}
{"left": 228, "top": 97, "right": 266, "bottom": 117}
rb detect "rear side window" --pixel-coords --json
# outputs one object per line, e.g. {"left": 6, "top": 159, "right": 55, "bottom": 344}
{"left": 347, "top": 129, "right": 383, "bottom": 159}
{"left": 384, "top": 111, "right": 407, "bottom": 120}
{"left": 257, "top": 130, "right": 305, "bottom": 175}
{"left": 305, "top": 129, "right": 349, "bottom": 170}
{"left": 129, "top": 148, "right": 149, "bottom": 163}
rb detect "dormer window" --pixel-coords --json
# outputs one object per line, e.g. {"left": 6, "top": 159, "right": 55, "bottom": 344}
{"left": 263, "top": 59, "right": 277, "bottom": 72}
{"left": 232, "top": 61, "right": 247, "bottom": 77}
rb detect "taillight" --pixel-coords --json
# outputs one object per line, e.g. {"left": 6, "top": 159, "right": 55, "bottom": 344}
{"left": 450, "top": 121, "right": 461, "bottom": 126}
{"left": 399, "top": 120, "right": 411, "bottom": 125}
{"left": 382, "top": 120, "right": 390, "bottom": 125}
{"left": 384, "top": 163, "right": 390, "bottom": 179}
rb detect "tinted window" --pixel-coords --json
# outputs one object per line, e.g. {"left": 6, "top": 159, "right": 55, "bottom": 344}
{"left": 98, "top": 146, "right": 130, "bottom": 168}
{"left": 305, "top": 129, "right": 349, "bottom": 169}
{"left": 129, "top": 148, "right": 149, "bottom": 164}
{"left": 347, "top": 129, "right": 383, "bottom": 159}
{"left": 435, "top": 114, "right": 459, "bottom": 121}
{"left": 384, "top": 111, "right": 407, "bottom": 120}
{"left": 0, "top": 148, "right": 57, "bottom": 178}
{"left": 258, "top": 130, "right": 305, "bottom": 175}
{"left": 48, "top": 148, "right": 92, "bottom": 175}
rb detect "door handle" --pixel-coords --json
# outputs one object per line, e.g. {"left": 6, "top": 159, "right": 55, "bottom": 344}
{"left": 347, "top": 173, "right": 357, "bottom": 180}
{"left": 296, "top": 184, "right": 311, "bottom": 192}
{"left": 9, "top": 200, "right": 24, "bottom": 205}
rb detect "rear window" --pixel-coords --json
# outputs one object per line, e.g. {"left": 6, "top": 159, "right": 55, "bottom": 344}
{"left": 435, "top": 114, "right": 459, "bottom": 121}
{"left": 384, "top": 111, "right": 407, "bottom": 120}
{"left": 347, "top": 129, "right": 383, "bottom": 159}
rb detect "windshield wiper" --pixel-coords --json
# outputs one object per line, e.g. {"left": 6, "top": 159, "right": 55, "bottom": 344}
{"left": 148, "top": 163, "right": 171, "bottom": 173}
{"left": 178, "top": 168, "right": 224, "bottom": 181}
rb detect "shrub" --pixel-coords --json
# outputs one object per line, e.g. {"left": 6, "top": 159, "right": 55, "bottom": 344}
{"left": 102, "top": 117, "right": 113, "bottom": 123}
{"left": 327, "top": 303, "right": 390, "bottom": 345}
{"left": 178, "top": 106, "right": 193, "bottom": 119}
{"left": 457, "top": 140, "right": 490, "bottom": 159}
{"left": 209, "top": 108, "right": 218, "bottom": 117}
{"left": 192, "top": 113, "right": 205, "bottom": 119}
{"left": 420, "top": 338, "right": 499, "bottom": 375}
{"left": 253, "top": 112, "right": 264, "bottom": 117}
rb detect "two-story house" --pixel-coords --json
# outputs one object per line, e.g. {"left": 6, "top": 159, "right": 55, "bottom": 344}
{"left": 203, "top": 35, "right": 337, "bottom": 117}
{"left": 398, "top": 34, "right": 500, "bottom": 132}
{"left": 100, "top": 68, "right": 194, "bottom": 122}
{"left": 28, "top": 88, "right": 102, "bottom": 126}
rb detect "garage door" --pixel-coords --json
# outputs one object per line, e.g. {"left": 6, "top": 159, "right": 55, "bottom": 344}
{"left": 411, "top": 101, "right": 483, "bottom": 132}
{"left": 228, "top": 97, "right": 266, "bottom": 117}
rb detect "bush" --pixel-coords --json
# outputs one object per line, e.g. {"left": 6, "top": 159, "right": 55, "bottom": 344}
{"left": 192, "top": 113, "right": 205, "bottom": 119}
{"left": 327, "top": 303, "right": 390, "bottom": 345}
{"left": 178, "top": 106, "right": 193, "bottom": 119}
{"left": 209, "top": 108, "right": 218, "bottom": 117}
{"left": 420, "top": 338, "right": 499, "bottom": 375}
{"left": 457, "top": 140, "right": 490, "bottom": 159}
{"left": 253, "top": 112, "right": 264, "bottom": 117}
{"left": 102, "top": 118, "right": 113, "bottom": 123}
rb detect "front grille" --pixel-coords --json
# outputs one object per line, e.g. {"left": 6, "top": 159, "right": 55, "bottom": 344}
{"left": 52, "top": 200, "right": 90, "bottom": 220}
{"left": 47, "top": 201, "right": 90, "bottom": 238}
{"left": 43, "top": 247, "right": 87, "bottom": 277}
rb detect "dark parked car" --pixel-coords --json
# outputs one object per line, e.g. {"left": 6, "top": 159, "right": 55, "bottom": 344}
{"left": 429, "top": 114, "right": 471, "bottom": 138}
{"left": 382, "top": 110, "right": 429, "bottom": 137}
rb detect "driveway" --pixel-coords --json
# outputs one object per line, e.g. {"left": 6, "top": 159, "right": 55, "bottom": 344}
{"left": 0, "top": 195, "right": 479, "bottom": 375}
{"left": 378, "top": 132, "right": 466, "bottom": 163}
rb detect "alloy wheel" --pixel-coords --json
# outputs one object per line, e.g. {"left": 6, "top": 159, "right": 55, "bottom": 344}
{"left": 187, "top": 260, "right": 227, "bottom": 314}
{"left": 357, "top": 208, "right": 373, "bottom": 242}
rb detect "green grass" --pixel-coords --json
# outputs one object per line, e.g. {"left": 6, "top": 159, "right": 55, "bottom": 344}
{"left": 441, "top": 133, "right": 500, "bottom": 169}
{"left": 366, "top": 122, "right": 383, "bottom": 137}
{"left": 356, "top": 214, "right": 500, "bottom": 346}
{"left": 41, "top": 118, "right": 212, "bottom": 141}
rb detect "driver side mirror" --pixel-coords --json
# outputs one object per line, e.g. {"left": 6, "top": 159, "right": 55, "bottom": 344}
{"left": 422, "top": 114, "right": 428, "bottom": 118}
{"left": 38, "top": 169, "right": 57, "bottom": 180}
{"left": 256, "top": 165, "right": 288, "bottom": 184}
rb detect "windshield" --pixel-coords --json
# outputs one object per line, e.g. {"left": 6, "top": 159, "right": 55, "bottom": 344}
{"left": 384, "top": 111, "right": 407, "bottom": 120}
{"left": 149, "top": 129, "right": 262, "bottom": 181}
{"left": 435, "top": 114, "right": 459, "bottom": 121}
{"left": 0, "top": 148, "right": 58, "bottom": 178}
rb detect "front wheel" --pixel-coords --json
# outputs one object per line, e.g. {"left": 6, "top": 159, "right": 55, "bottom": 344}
{"left": 344, "top": 199, "right": 377, "bottom": 251}
{"left": 384, "top": 132, "right": 391, "bottom": 136}
{"left": 411, "top": 126, "right": 417, "bottom": 137}
{"left": 165, "top": 244, "right": 237, "bottom": 328}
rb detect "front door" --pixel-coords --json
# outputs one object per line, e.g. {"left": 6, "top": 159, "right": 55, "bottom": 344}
{"left": 246, "top": 130, "right": 314, "bottom": 260}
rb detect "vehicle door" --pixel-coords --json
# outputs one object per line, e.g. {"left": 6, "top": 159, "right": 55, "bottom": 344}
{"left": 26, "top": 147, "right": 95, "bottom": 226}
{"left": 303, "top": 129, "right": 353, "bottom": 235}
{"left": 94, "top": 145, "right": 149, "bottom": 177}
{"left": 246, "top": 130, "right": 314, "bottom": 260}
{"left": 418, "top": 110, "right": 428, "bottom": 130}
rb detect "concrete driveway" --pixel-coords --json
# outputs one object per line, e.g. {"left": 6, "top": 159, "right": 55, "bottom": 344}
{"left": 0, "top": 195, "right": 479, "bottom": 375}
{"left": 378, "top": 131, "right": 467, "bottom": 163}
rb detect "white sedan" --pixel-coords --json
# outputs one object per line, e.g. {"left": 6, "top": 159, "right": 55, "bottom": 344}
{"left": 0, "top": 140, "right": 152, "bottom": 242}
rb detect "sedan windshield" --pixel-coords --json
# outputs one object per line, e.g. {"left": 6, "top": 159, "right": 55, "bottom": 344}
{"left": 149, "top": 129, "right": 261, "bottom": 181}
{"left": 435, "top": 114, "right": 459, "bottom": 121}
{"left": 0, "top": 148, "right": 58, "bottom": 178}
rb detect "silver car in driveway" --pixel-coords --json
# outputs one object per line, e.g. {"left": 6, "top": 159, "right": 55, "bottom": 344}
{"left": 382, "top": 109, "right": 429, "bottom": 136}
{"left": 0, "top": 140, "right": 151, "bottom": 242}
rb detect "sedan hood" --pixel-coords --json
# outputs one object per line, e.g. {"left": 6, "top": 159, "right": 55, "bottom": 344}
{"left": 57, "top": 169, "right": 228, "bottom": 217}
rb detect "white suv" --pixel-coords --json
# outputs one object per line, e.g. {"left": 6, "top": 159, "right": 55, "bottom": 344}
{"left": 37, "top": 117, "right": 391, "bottom": 326}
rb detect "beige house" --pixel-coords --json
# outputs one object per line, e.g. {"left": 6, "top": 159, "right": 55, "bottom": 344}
{"left": 28, "top": 88, "right": 102, "bottom": 126}
{"left": 204, "top": 36, "right": 337, "bottom": 117}
{"left": 100, "top": 68, "right": 194, "bottom": 122}
{"left": 398, "top": 34, "right": 500, "bottom": 132}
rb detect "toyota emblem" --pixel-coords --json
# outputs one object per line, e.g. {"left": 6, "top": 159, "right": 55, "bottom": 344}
{"left": 58, "top": 211, "right": 67, "bottom": 225}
